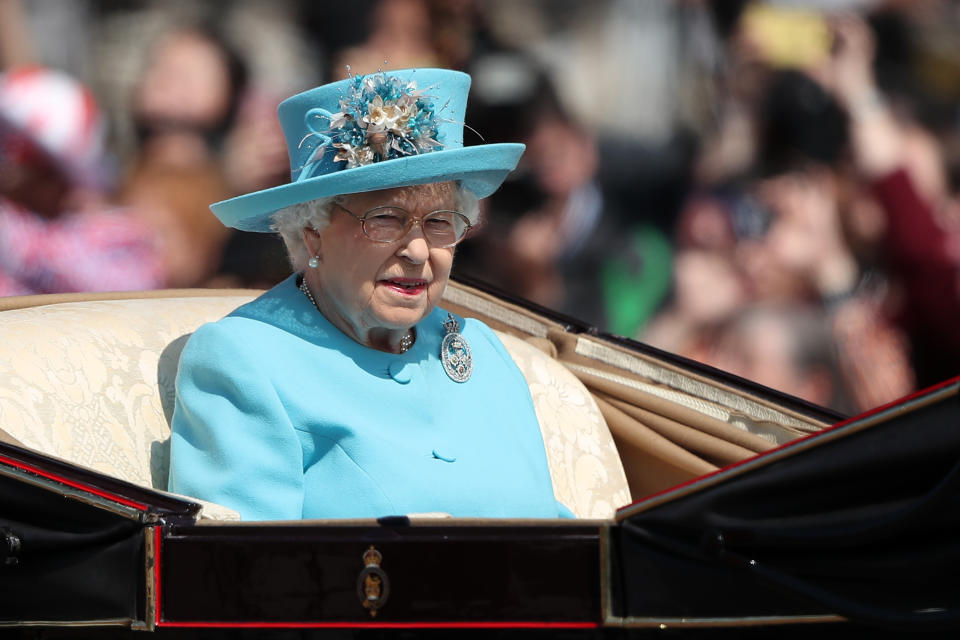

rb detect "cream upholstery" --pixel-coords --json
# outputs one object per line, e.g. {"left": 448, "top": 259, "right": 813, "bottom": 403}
{"left": 498, "top": 334, "right": 630, "bottom": 518}
{"left": 0, "top": 296, "right": 252, "bottom": 521}
{"left": 0, "top": 293, "right": 628, "bottom": 519}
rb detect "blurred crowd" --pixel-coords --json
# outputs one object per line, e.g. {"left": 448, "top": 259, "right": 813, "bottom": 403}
{"left": 1, "top": 0, "right": 959, "bottom": 413}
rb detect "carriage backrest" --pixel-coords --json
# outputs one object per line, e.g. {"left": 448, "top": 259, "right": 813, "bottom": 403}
{"left": 0, "top": 290, "right": 629, "bottom": 519}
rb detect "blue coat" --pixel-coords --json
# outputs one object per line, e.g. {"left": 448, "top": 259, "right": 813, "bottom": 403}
{"left": 168, "top": 275, "right": 570, "bottom": 520}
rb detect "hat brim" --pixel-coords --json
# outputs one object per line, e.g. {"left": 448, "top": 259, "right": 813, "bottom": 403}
{"left": 211, "top": 143, "right": 525, "bottom": 232}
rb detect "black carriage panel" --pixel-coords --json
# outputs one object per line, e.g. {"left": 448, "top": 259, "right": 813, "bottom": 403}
{"left": 159, "top": 522, "right": 602, "bottom": 625}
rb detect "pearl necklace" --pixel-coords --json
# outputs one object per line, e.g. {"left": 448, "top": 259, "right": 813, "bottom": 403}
{"left": 299, "top": 277, "right": 415, "bottom": 353}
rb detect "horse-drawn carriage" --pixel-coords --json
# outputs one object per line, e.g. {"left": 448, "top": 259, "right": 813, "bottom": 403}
{"left": 1, "top": 278, "right": 957, "bottom": 637}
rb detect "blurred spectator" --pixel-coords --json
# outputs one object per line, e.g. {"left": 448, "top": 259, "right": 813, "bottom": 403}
{"left": 747, "top": 70, "right": 854, "bottom": 305}
{"left": 642, "top": 243, "right": 749, "bottom": 366}
{"left": 822, "top": 13, "right": 960, "bottom": 388}
{"left": 96, "top": 3, "right": 317, "bottom": 290}
{"left": 0, "top": 66, "right": 163, "bottom": 294}
{"left": 3, "top": 0, "right": 957, "bottom": 405}
{"left": 457, "top": 60, "right": 672, "bottom": 335}
{"left": 646, "top": 10, "right": 920, "bottom": 412}
{"left": 210, "top": 87, "right": 296, "bottom": 289}
{"left": 425, "top": 0, "right": 484, "bottom": 70}
{"left": 118, "top": 23, "right": 246, "bottom": 287}
{"left": 129, "top": 24, "right": 247, "bottom": 170}
{"left": 221, "top": 89, "right": 290, "bottom": 196}
{"left": 710, "top": 303, "right": 843, "bottom": 410}
{"left": 330, "top": 0, "right": 440, "bottom": 77}
{"left": 119, "top": 163, "right": 231, "bottom": 289}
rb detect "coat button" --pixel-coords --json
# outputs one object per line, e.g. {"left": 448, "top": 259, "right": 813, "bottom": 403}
{"left": 388, "top": 361, "right": 413, "bottom": 384}
{"left": 432, "top": 449, "right": 456, "bottom": 463}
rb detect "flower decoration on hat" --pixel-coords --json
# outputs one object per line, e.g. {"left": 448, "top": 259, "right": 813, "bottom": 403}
{"left": 324, "top": 71, "right": 444, "bottom": 169}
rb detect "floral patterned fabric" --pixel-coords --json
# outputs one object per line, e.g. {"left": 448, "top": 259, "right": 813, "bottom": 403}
{"left": 0, "top": 296, "right": 252, "bottom": 519}
{"left": 499, "top": 334, "right": 631, "bottom": 518}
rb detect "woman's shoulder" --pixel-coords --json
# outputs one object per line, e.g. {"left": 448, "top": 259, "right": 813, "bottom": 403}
{"left": 178, "top": 317, "right": 263, "bottom": 374}
{"left": 182, "top": 276, "right": 305, "bottom": 357}
{"left": 225, "top": 275, "right": 304, "bottom": 326}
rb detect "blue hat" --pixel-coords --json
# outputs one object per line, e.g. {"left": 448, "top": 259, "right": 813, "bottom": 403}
{"left": 210, "top": 68, "right": 525, "bottom": 232}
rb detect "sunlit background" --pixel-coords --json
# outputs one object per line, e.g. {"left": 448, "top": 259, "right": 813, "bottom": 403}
{"left": 1, "top": 0, "right": 959, "bottom": 412}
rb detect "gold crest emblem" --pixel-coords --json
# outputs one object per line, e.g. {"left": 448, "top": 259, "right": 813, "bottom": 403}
{"left": 356, "top": 545, "right": 390, "bottom": 617}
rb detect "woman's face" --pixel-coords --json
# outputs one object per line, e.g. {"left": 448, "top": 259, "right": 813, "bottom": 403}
{"left": 305, "top": 182, "right": 457, "bottom": 346}
{"left": 135, "top": 30, "right": 232, "bottom": 130}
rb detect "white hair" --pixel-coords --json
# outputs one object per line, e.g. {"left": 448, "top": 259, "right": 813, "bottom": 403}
{"left": 271, "top": 182, "right": 480, "bottom": 272}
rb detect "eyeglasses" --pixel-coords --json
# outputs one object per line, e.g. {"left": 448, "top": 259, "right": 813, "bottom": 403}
{"left": 335, "top": 203, "right": 472, "bottom": 248}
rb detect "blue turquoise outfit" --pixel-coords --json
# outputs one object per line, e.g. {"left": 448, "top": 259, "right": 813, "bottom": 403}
{"left": 168, "top": 274, "right": 570, "bottom": 520}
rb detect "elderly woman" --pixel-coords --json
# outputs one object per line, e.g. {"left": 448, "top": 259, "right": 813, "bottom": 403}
{"left": 168, "top": 69, "right": 571, "bottom": 520}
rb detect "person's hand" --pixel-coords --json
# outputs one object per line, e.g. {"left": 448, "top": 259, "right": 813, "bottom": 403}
{"left": 756, "top": 169, "right": 858, "bottom": 298}
{"left": 821, "top": 14, "right": 877, "bottom": 111}
{"left": 818, "top": 14, "right": 901, "bottom": 178}
{"left": 223, "top": 92, "right": 289, "bottom": 193}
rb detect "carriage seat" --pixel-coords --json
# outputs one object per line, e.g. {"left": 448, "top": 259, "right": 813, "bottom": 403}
{"left": 0, "top": 291, "right": 629, "bottom": 520}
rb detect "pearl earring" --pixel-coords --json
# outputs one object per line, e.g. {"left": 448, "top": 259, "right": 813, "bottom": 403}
{"left": 308, "top": 255, "right": 319, "bottom": 269}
